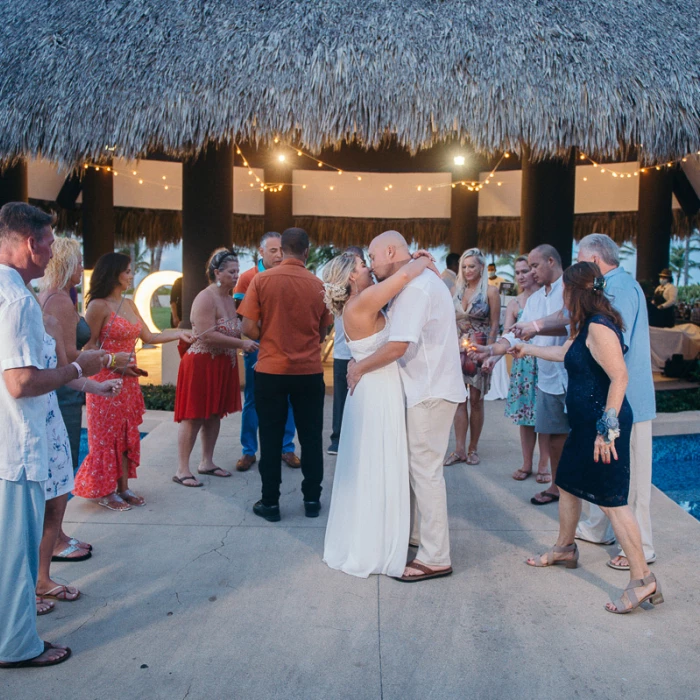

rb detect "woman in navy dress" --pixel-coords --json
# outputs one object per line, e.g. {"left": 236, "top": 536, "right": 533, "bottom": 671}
{"left": 510, "top": 262, "right": 663, "bottom": 614}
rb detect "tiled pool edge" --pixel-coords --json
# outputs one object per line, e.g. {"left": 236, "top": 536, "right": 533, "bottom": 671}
{"left": 652, "top": 410, "right": 700, "bottom": 437}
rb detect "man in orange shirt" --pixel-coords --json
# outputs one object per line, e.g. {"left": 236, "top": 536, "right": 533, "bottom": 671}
{"left": 240, "top": 228, "right": 332, "bottom": 522}
{"left": 233, "top": 232, "right": 299, "bottom": 472}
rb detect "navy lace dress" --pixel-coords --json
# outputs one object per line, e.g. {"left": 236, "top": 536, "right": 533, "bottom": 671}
{"left": 555, "top": 315, "right": 633, "bottom": 507}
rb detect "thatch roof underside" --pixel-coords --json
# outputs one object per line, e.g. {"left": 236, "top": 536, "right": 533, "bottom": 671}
{"left": 36, "top": 200, "right": 698, "bottom": 253}
{"left": 3, "top": 1, "right": 699, "bottom": 167}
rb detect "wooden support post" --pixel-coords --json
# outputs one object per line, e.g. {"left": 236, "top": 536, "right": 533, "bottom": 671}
{"left": 263, "top": 157, "right": 294, "bottom": 234}
{"left": 636, "top": 168, "right": 674, "bottom": 285}
{"left": 449, "top": 174, "right": 479, "bottom": 254}
{"left": 520, "top": 149, "right": 576, "bottom": 268}
{"left": 82, "top": 163, "right": 115, "bottom": 268}
{"left": 181, "top": 142, "right": 233, "bottom": 327}
{"left": 0, "top": 160, "right": 28, "bottom": 206}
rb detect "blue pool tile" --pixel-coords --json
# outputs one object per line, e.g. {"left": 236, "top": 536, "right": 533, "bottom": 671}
{"left": 652, "top": 434, "right": 700, "bottom": 522}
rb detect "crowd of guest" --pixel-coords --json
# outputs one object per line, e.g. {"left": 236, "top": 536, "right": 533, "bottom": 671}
{"left": 0, "top": 197, "right": 667, "bottom": 668}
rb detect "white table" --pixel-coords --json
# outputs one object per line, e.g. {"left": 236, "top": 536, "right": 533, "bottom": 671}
{"left": 649, "top": 323, "right": 700, "bottom": 371}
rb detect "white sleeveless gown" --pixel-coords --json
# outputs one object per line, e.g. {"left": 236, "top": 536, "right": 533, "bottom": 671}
{"left": 323, "top": 316, "right": 410, "bottom": 577}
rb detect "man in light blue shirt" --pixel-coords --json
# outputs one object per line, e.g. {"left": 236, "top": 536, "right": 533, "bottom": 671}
{"left": 514, "top": 233, "right": 657, "bottom": 568}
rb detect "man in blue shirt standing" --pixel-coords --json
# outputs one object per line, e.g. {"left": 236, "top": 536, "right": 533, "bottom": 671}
{"left": 514, "top": 233, "right": 657, "bottom": 569}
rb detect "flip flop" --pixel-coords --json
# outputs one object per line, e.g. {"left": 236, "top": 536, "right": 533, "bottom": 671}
{"left": 530, "top": 491, "right": 559, "bottom": 506}
{"left": 52, "top": 543, "right": 92, "bottom": 563}
{"left": 197, "top": 467, "right": 232, "bottom": 477}
{"left": 512, "top": 469, "right": 532, "bottom": 481}
{"left": 36, "top": 597, "right": 55, "bottom": 616}
{"left": 606, "top": 554, "right": 656, "bottom": 571}
{"left": 443, "top": 452, "right": 467, "bottom": 466}
{"left": 536, "top": 472, "right": 552, "bottom": 484}
{"left": 37, "top": 584, "right": 80, "bottom": 601}
{"left": 98, "top": 496, "right": 131, "bottom": 512}
{"left": 172, "top": 475, "right": 203, "bottom": 488}
{"left": 68, "top": 537, "right": 92, "bottom": 551}
{"left": 0, "top": 642, "right": 72, "bottom": 668}
{"left": 394, "top": 562, "right": 453, "bottom": 583}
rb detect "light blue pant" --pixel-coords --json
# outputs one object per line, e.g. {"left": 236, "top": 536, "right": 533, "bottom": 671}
{"left": 0, "top": 472, "right": 45, "bottom": 663}
{"left": 241, "top": 350, "right": 295, "bottom": 456}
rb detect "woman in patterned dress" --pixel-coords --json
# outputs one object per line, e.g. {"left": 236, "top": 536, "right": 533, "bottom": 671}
{"left": 37, "top": 315, "right": 121, "bottom": 603}
{"left": 74, "top": 253, "right": 192, "bottom": 511}
{"left": 444, "top": 249, "right": 501, "bottom": 466}
{"left": 173, "top": 249, "right": 258, "bottom": 487}
{"left": 503, "top": 256, "right": 551, "bottom": 482}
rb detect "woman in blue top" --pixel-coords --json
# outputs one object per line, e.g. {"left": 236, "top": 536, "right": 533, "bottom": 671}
{"left": 511, "top": 262, "right": 663, "bottom": 614}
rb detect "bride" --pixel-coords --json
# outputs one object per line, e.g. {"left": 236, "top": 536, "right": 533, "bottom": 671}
{"left": 321, "top": 249, "right": 436, "bottom": 577}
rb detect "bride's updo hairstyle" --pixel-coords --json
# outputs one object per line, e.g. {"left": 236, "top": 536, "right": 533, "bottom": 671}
{"left": 322, "top": 252, "right": 357, "bottom": 316}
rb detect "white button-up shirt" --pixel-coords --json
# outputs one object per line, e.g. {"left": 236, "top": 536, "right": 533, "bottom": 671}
{"left": 333, "top": 315, "right": 352, "bottom": 361}
{"left": 502, "top": 274, "right": 568, "bottom": 396}
{"left": 388, "top": 269, "right": 467, "bottom": 408}
{"left": 0, "top": 264, "right": 48, "bottom": 482}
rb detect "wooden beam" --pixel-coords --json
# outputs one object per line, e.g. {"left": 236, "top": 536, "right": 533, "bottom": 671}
{"left": 636, "top": 168, "right": 673, "bottom": 284}
{"left": 181, "top": 142, "right": 233, "bottom": 327}
{"left": 82, "top": 162, "right": 115, "bottom": 268}
{"left": 520, "top": 149, "right": 576, "bottom": 268}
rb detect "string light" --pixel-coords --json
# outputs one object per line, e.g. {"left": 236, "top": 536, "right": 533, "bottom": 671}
{"left": 161, "top": 175, "right": 166, "bottom": 180}
{"left": 138, "top": 179, "right": 143, "bottom": 185}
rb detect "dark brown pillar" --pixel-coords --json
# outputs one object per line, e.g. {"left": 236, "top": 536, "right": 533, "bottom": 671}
{"left": 263, "top": 157, "right": 293, "bottom": 234}
{"left": 181, "top": 142, "right": 233, "bottom": 327}
{"left": 449, "top": 174, "right": 479, "bottom": 254}
{"left": 0, "top": 160, "right": 28, "bottom": 206}
{"left": 520, "top": 149, "right": 576, "bottom": 268}
{"left": 636, "top": 168, "right": 674, "bottom": 285}
{"left": 82, "top": 163, "right": 115, "bottom": 268}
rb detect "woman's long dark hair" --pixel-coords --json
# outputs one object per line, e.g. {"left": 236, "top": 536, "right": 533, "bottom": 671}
{"left": 564, "top": 262, "right": 624, "bottom": 337}
{"left": 87, "top": 252, "right": 130, "bottom": 305}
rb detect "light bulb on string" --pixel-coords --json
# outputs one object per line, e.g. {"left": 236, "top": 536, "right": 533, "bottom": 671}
{"left": 278, "top": 155, "right": 286, "bottom": 162}
{"left": 357, "top": 176, "right": 362, "bottom": 181}
{"left": 297, "top": 151, "right": 302, "bottom": 156}
{"left": 132, "top": 170, "right": 137, "bottom": 176}
{"left": 318, "top": 162, "right": 323, "bottom": 167}
{"left": 138, "top": 179, "right": 143, "bottom": 185}
{"left": 161, "top": 175, "right": 166, "bottom": 180}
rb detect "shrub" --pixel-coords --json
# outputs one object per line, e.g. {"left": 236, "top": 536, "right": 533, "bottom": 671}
{"left": 141, "top": 383, "right": 176, "bottom": 411}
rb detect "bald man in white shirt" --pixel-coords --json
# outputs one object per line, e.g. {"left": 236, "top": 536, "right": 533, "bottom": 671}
{"left": 348, "top": 231, "right": 466, "bottom": 582}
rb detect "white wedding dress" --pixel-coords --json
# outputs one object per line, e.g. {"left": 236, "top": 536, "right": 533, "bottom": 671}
{"left": 323, "top": 314, "right": 410, "bottom": 578}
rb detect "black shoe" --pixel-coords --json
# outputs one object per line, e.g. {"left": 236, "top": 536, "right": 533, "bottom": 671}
{"left": 304, "top": 500, "right": 321, "bottom": 518}
{"left": 253, "top": 500, "right": 281, "bottom": 522}
{"left": 327, "top": 444, "right": 338, "bottom": 455}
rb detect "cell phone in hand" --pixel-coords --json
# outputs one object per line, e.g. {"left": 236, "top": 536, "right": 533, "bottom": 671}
{"left": 133, "top": 368, "right": 149, "bottom": 377}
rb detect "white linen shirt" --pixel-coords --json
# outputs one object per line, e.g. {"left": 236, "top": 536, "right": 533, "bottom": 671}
{"left": 502, "top": 274, "right": 568, "bottom": 396}
{"left": 388, "top": 269, "right": 467, "bottom": 408}
{"left": 333, "top": 315, "right": 352, "bottom": 361}
{"left": 0, "top": 264, "right": 48, "bottom": 482}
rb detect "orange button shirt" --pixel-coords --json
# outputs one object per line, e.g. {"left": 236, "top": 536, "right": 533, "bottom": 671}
{"left": 238, "top": 258, "right": 333, "bottom": 375}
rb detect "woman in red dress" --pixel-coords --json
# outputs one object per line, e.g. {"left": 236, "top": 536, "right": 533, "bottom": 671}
{"left": 74, "top": 253, "right": 192, "bottom": 511}
{"left": 173, "top": 249, "right": 258, "bottom": 487}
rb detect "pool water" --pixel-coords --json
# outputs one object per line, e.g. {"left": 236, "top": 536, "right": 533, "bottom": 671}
{"left": 652, "top": 433, "right": 700, "bottom": 522}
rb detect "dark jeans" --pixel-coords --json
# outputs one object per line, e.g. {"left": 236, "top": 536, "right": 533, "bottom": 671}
{"left": 330, "top": 359, "right": 350, "bottom": 447}
{"left": 254, "top": 372, "right": 325, "bottom": 506}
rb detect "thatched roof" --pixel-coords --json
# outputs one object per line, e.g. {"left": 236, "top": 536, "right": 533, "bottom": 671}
{"left": 2, "top": 1, "right": 699, "bottom": 166}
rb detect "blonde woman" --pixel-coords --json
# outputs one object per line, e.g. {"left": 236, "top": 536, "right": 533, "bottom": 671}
{"left": 321, "top": 249, "right": 435, "bottom": 578}
{"left": 444, "top": 249, "right": 500, "bottom": 466}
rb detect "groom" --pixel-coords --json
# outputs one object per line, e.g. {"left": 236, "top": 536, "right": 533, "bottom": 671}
{"left": 347, "top": 231, "right": 466, "bottom": 581}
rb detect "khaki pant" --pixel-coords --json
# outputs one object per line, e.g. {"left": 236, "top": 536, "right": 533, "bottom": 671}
{"left": 577, "top": 420, "right": 655, "bottom": 561}
{"left": 407, "top": 399, "right": 458, "bottom": 567}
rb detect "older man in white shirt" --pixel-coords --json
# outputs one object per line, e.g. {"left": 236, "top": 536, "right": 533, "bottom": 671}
{"left": 477, "top": 245, "right": 569, "bottom": 506}
{"left": 348, "top": 231, "right": 466, "bottom": 582}
{"left": 0, "top": 203, "right": 104, "bottom": 669}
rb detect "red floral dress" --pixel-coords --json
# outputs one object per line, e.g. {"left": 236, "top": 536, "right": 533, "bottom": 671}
{"left": 174, "top": 317, "right": 242, "bottom": 422}
{"left": 73, "top": 314, "right": 145, "bottom": 499}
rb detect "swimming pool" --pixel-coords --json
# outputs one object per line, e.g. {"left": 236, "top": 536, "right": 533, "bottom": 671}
{"left": 652, "top": 433, "right": 700, "bottom": 522}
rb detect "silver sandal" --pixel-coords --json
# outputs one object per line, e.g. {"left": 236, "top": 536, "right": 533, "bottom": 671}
{"left": 606, "top": 573, "right": 664, "bottom": 614}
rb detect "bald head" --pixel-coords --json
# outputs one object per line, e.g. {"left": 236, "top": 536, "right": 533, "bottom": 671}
{"left": 368, "top": 230, "right": 411, "bottom": 281}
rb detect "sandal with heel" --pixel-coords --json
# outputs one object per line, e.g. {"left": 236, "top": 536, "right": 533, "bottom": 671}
{"left": 526, "top": 543, "right": 578, "bottom": 569}
{"left": 606, "top": 572, "right": 664, "bottom": 614}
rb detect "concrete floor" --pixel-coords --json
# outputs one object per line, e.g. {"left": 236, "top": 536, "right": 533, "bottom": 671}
{"left": 6, "top": 400, "right": 700, "bottom": 700}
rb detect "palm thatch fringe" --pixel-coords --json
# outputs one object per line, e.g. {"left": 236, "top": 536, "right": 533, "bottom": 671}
{"left": 2, "top": 2, "right": 699, "bottom": 166}
{"left": 30, "top": 200, "right": 700, "bottom": 254}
